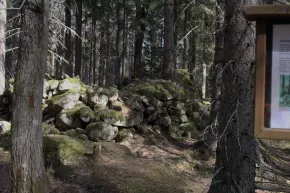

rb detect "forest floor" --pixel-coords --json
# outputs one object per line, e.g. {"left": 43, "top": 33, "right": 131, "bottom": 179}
{"left": 0, "top": 133, "right": 276, "bottom": 193}
{"left": 0, "top": 133, "right": 214, "bottom": 193}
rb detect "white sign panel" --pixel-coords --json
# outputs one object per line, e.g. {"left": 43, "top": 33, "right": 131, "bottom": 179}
{"left": 271, "top": 24, "right": 290, "bottom": 129}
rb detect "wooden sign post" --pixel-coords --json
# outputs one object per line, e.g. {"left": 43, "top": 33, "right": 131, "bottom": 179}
{"left": 243, "top": 5, "right": 290, "bottom": 139}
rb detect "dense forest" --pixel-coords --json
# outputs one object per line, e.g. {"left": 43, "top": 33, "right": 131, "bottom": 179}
{"left": 1, "top": 0, "right": 290, "bottom": 193}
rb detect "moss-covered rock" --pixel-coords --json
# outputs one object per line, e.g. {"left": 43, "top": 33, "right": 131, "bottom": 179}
{"left": 44, "top": 135, "right": 86, "bottom": 166}
{"left": 86, "top": 122, "right": 118, "bottom": 142}
{"left": 55, "top": 108, "right": 83, "bottom": 130}
{"left": 74, "top": 106, "right": 96, "bottom": 123}
{"left": 76, "top": 127, "right": 87, "bottom": 134}
{"left": 58, "top": 77, "right": 82, "bottom": 93}
{"left": 179, "top": 122, "right": 200, "bottom": 139}
{"left": 101, "top": 109, "right": 124, "bottom": 123}
{"left": 115, "top": 128, "right": 134, "bottom": 142}
{"left": 43, "top": 123, "right": 60, "bottom": 135}
{"left": 110, "top": 100, "right": 123, "bottom": 111}
{"left": 63, "top": 129, "right": 88, "bottom": 141}
{"left": 47, "top": 79, "right": 59, "bottom": 91}
{"left": 47, "top": 90, "right": 80, "bottom": 113}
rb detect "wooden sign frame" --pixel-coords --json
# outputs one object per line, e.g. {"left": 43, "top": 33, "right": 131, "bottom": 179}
{"left": 243, "top": 5, "right": 290, "bottom": 139}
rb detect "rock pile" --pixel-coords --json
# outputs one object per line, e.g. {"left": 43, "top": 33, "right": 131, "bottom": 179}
{"left": 0, "top": 76, "right": 211, "bottom": 143}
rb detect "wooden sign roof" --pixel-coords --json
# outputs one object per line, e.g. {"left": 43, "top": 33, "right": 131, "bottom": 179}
{"left": 243, "top": 5, "right": 290, "bottom": 20}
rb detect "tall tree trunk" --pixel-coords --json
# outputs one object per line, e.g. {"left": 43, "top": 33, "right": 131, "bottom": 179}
{"left": 91, "top": 0, "right": 97, "bottom": 85}
{"left": 204, "top": 0, "right": 224, "bottom": 153}
{"left": 133, "top": 2, "right": 146, "bottom": 78}
{"left": 208, "top": 0, "right": 257, "bottom": 192}
{"left": 163, "top": 0, "right": 175, "bottom": 78}
{"left": 11, "top": 0, "right": 49, "bottom": 192}
{"left": 0, "top": 0, "right": 6, "bottom": 95}
{"left": 74, "top": 0, "right": 82, "bottom": 77}
{"left": 188, "top": 34, "right": 196, "bottom": 80}
{"left": 116, "top": 0, "right": 125, "bottom": 87}
{"left": 99, "top": 0, "right": 110, "bottom": 87}
{"left": 5, "top": 0, "right": 17, "bottom": 79}
{"left": 65, "top": 0, "right": 73, "bottom": 77}
{"left": 182, "top": 2, "right": 189, "bottom": 69}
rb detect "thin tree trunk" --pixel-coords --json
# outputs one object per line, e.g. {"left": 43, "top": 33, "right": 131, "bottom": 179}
{"left": 188, "top": 34, "right": 196, "bottom": 80}
{"left": 208, "top": 0, "right": 257, "bottom": 192}
{"left": 0, "top": 0, "right": 6, "bottom": 95}
{"left": 74, "top": 0, "right": 82, "bottom": 77}
{"left": 133, "top": 2, "right": 146, "bottom": 78}
{"left": 182, "top": 2, "right": 189, "bottom": 69}
{"left": 204, "top": 0, "right": 224, "bottom": 152}
{"left": 11, "top": 0, "right": 49, "bottom": 192}
{"left": 65, "top": 0, "right": 72, "bottom": 76}
{"left": 163, "top": 0, "right": 175, "bottom": 78}
{"left": 116, "top": 0, "right": 124, "bottom": 87}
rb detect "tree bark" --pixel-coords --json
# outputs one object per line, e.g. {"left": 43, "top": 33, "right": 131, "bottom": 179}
{"left": 74, "top": 0, "right": 82, "bottom": 77}
{"left": 116, "top": 0, "right": 125, "bottom": 87}
{"left": 208, "top": 0, "right": 257, "bottom": 192}
{"left": 162, "top": 0, "right": 175, "bottom": 78}
{"left": 0, "top": 0, "right": 6, "bottom": 95}
{"left": 11, "top": 0, "right": 49, "bottom": 192}
{"left": 133, "top": 2, "right": 146, "bottom": 79}
{"left": 65, "top": 0, "right": 73, "bottom": 77}
{"left": 204, "top": 0, "right": 224, "bottom": 153}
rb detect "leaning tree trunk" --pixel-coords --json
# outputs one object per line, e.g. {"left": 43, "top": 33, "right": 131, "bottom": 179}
{"left": 162, "top": 0, "right": 175, "bottom": 78}
{"left": 11, "top": 0, "right": 49, "bottom": 193}
{"left": 0, "top": 0, "right": 6, "bottom": 95}
{"left": 208, "top": 0, "right": 257, "bottom": 193}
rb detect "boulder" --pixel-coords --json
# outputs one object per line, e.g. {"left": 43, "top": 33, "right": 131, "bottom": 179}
{"left": 156, "top": 116, "right": 171, "bottom": 130}
{"left": 63, "top": 129, "right": 88, "bottom": 141}
{"left": 58, "top": 77, "right": 82, "bottom": 92}
{"left": 170, "top": 116, "right": 181, "bottom": 125}
{"left": 148, "top": 107, "right": 167, "bottom": 124}
{"left": 152, "top": 125, "right": 161, "bottom": 134}
{"left": 75, "top": 127, "right": 87, "bottom": 135}
{"left": 140, "top": 96, "right": 150, "bottom": 107}
{"left": 110, "top": 100, "right": 123, "bottom": 111}
{"left": 55, "top": 109, "right": 83, "bottom": 130}
{"left": 87, "top": 92, "right": 99, "bottom": 107}
{"left": 108, "top": 92, "right": 119, "bottom": 102}
{"left": 74, "top": 106, "right": 97, "bottom": 123}
{"left": 47, "top": 79, "right": 59, "bottom": 91}
{"left": 47, "top": 91, "right": 80, "bottom": 114}
{"left": 0, "top": 121, "right": 11, "bottom": 133}
{"left": 101, "top": 109, "right": 124, "bottom": 124}
{"left": 180, "top": 114, "right": 188, "bottom": 123}
{"left": 179, "top": 122, "right": 200, "bottom": 139}
{"left": 96, "top": 95, "right": 109, "bottom": 107}
{"left": 115, "top": 128, "right": 134, "bottom": 142}
{"left": 169, "top": 125, "right": 183, "bottom": 137}
{"left": 80, "top": 93, "right": 88, "bottom": 104}
{"left": 144, "top": 106, "right": 155, "bottom": 118}
{"left": 112, "top": 110, "right": 143, "bottom": 127}
{"left": 86, "top": 122, "right": 118, "bottom": 142}
{"left": 44, "top": 135, "right": 86, "bottom": 166}
{"left": 126, "top": 95, "right": 144, "bottom": 111}
{"left": 42, "top": 123, "right": 60, "bottom": 135}
{"left": 136, "top": 123, "right": 153, "bottom": 134}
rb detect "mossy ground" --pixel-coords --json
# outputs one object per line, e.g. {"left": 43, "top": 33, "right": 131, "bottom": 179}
{"left": 43, "top": 135, "right": 86, "bottom": 166}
